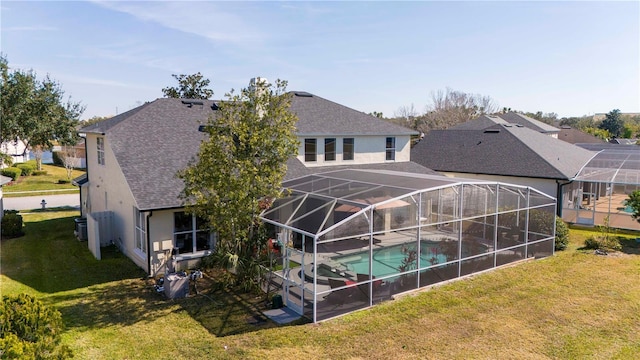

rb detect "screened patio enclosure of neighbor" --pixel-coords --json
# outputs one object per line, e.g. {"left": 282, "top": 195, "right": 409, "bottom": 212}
{"left": 261, "top": 169, "right": 557, "bottom": 322}
{"left": 562, "top": 144, "right": 640, "bottom": 231}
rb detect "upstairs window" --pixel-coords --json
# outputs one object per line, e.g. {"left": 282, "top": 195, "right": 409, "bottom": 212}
{"left": 324, "top": 138, "right": 336, "bottom": 161}
{"left": 305, "top": 138, "right": 317, "bottom": 162}
{"left": 97, "top": 137, "right": 105, "bottom": 165}
{"left": 343, "top": 138, "right": 354, "bottom": 161}
{"left": 386, "top": 137, "right": 396, "bottom": 161}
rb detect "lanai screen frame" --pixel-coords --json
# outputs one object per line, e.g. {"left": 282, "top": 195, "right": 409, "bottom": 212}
{"left": 261, "top": 169, "right": 557, "bottom": 322}
{"left": 562, "top": 145, "right": 640, "bottom": 230}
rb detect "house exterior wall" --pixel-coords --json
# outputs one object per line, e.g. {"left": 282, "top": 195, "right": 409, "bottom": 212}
{"left": 1, "top": 140, "right": 28, "bottom": 166}
{"left": 84, "top": 133, "right": 143, "bottom": 269}
{"left": 441, "top": 172, "right": 559, "bottom": 200}
{"left": 297, "top": 135, "right": 411, "bottom": 167}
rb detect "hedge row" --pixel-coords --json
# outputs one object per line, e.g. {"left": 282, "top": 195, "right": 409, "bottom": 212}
{"left": 1, "top": 167, "right": 21, "bottom": 181}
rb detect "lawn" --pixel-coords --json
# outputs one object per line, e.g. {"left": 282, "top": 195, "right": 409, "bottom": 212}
{"left": 2, "top": 163, "right": 85, "bottom": 197}
{"left": 2, "top": 211, "right": 639, "bottom": 359}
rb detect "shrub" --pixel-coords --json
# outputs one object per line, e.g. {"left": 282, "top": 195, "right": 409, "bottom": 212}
{"left": 15, "top": 163, "right": 35, "bottom": 176}
{"left": 1, "top": 212, "right": 23, "bottom": 238}
{"left": 555, "top": 217, "right": 569, "bottom": 251}
{"left": 57, "top": 179, "right": 70, "bottom": 184}
{"left": 0, "top": 293, "right": 73, "bottom": 359}
{"left": 1, "top": 167, "right": 21, "bottom": 181}
{"left": 51, "top": 151, "right": 64, "bottom": 166}
{"left": 32, "top": 170, "right": 48, "bottom": 176}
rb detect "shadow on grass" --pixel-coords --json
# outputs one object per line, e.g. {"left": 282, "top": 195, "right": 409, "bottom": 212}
{"left": 1, "top": 215, "right": 145, "bottom": 293}
{"left": 50, "top": 273, "right": 306, "bottom": 337}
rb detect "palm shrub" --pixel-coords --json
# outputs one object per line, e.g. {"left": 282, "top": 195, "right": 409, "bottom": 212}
{"left": 0, "top": 293, "right": 73, "bottom": 359}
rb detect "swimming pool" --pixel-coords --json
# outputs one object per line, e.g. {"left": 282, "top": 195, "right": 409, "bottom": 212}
{"left": 333, "top": 241, "right": 450, "bottom": 278}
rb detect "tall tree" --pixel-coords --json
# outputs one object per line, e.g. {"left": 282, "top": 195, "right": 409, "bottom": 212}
{"left": 598, "top": 109, "right": 624, "bottom": 138}
{"left": 179, "top": 78, "right": 298, "bottom": 289}
{"left": 415, "top": 88, "right": 498, "bottom": 133}
{"left": 0, "top": 55, "right": 84, "bottom": 170}
{"left": 162, "top": 72, "right": 214, "bottom": 99}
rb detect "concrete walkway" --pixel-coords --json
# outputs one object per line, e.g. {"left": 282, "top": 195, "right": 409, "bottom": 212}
{"left": 4, "top": 194, "right": 80, "bottom": 211}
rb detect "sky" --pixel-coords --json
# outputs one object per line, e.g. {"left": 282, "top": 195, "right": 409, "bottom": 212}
{"left": 1, "top": 1, "right": 639, "bottom": 120}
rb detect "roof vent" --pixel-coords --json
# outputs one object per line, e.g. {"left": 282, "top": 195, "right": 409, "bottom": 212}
{"left": 484, "top": 129, "right": 501, "bottom": 133}
{"left": 181, "top": 100, "right": 204, "bottom": 108}
{"left": 294, "top": 91, "right": 313, "bottom": 97}
{"left": 211, "top": 102, "right": 219, "bottom": 110}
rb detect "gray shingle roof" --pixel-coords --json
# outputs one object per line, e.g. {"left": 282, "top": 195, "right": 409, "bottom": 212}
{"left": 1, "top": 175, "right": 12, "bottom": 186}
{"left": 450, "top": 112, "right": 559, "bottom": 134}
{"left": 411, "top": 124, "right": 596, "bottom": 180}
{"left": 557, "top": 127, "right": 605, "bottom": 144}
{"left": 289, "top": 92, "right": 417, "bottom": 136}
{"left": 82, "top": 96, "right": 429, "bottom": 211}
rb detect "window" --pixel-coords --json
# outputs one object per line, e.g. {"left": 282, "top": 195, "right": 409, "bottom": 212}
{"left": 343, "top": 138, "right": 354, "bottom": 161}
{"left": 305, "top": 138, "right": 317, "bottom": 162}
{"left": 134, "top": 208, "right": 146, "bottom": 254}
{"left": 386, "top": 137, "right": 396, "bottom": 161}
{"left": 173, "top": 212, "right": 214, "bottom": 255}
{"left": 324, "top": 138, "right": 336, "bottom": 161}
{"left": 97, "top": 137, "right": 105, "bottom": 165}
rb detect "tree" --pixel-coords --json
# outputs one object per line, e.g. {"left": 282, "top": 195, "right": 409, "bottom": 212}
{"left": 415, "top": 88, "right": 498, "bottom": 133}
{"left": 179, "top": 78, "right": 298, "bottom": 289}
{"left": 58, "top": 145, "right": 79, "bottom": 179}
{"left": 598, "top": 109, "right": 624, "bottom": 138}
{"left": 80, "top": 115, "right": 112, "bottom": 127}
{"left": 0, "top": 293, "right": 73, "bottom": 359}
{"left": 369, "top": 111, "right": 384, "bottom": 118}
{"left": 0, "top": 55, "right": 84, "bottom": 170}
{"left": 162, "top": 72, "right": 214, "bottom": 99}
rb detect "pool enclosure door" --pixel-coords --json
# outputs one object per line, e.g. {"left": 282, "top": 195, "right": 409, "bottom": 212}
{"left": 283, "top": 246, "right": 304, "bottom": 315}
{"left": 577, "top": 182, "right": 597, "bottom": 225}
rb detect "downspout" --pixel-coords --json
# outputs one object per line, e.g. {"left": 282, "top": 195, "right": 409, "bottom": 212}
{"left": 80, "top": 133, "right": 88, "bottom": 218}
{"left": 147, "top": 211, "right": 153, "bottom": 277}
{"left": 556, "top": 179, "right": 573, "bottom": 217}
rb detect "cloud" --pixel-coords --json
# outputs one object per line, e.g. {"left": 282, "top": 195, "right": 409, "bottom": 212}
{"left": 91, "top": 1, "right": 266, "bottom": 45}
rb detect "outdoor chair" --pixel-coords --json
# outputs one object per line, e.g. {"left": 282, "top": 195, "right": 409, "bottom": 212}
{"left": 327, "top": 278, "right": 356, "bottom": 306}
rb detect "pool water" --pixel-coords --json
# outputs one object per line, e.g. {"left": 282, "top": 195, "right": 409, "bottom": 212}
{"left": 334, "top": 241, "right": 449, "bottom": 278}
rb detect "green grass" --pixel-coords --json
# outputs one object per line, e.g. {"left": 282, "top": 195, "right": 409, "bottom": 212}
{"left": 3, "top": 163, "right": 85, "bottom": 197}
{"left": 2, "top": 212, "right": 639, "bottom": 359}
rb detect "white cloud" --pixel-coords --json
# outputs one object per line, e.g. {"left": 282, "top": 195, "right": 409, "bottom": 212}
{"left": 91, "top": 1, "right": 266, "bottom": 45}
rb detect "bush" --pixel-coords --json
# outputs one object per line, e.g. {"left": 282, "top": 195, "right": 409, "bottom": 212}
{"left": 0, "top": 293, "right": 73, "bottom": 359}
{"left": 15, "top": 163, "right": 35, "bottom": 176}
{"left": 57, "top": 179, "right": 70, "bottom": 184}
{"left": 555, "top": 217, "right": 569, "bottom": 251}
{"left": 32, "top": 170, "right": 48, "bottom": 176}
{"left": 1, "top": 167, "right": 21, "bottom": 181}
{"left": 1, "top": 212, "right": 24, "bottom": 238}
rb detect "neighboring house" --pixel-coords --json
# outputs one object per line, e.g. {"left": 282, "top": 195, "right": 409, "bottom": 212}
{"left": 411, "top": 123, "right": 596, "bottom": 212}
{"left": 557, "top": 126, "right": 605, "bottom": 145}
{"left": 78, "top": 88, "right": 434, "bottom": 275}
{"left": 0, "top": 175, "right": 12, "bottom": 219}
{"left": 450, "top": 112, "right": 560, "bottom": 138}
{"left": 0, "top": 139, "right": 29, "bottom": 166}
{"left": 53, "top": 139, "right": 87, "bottom": 169}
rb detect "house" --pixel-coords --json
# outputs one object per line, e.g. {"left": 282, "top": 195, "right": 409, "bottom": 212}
{"left": 557, "top": 126, "right": 605, "bottom": 145}
{"left": 53, "top": 139, "right": 87, "bottom": 169}
{"left": 0, "top": 139, "right": 29, "bottom": 166}
{"left": 450, "top": 112, "right": 560, "bottom": 138}
{"left": 77, "top": 87, "right": 435, "bottom": 276}
{"left": 410, "top": 123, "right": 596, "bottom": 212}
